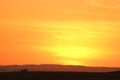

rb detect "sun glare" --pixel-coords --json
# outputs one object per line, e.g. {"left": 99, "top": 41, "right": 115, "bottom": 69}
{"left": 52, "top": 46, "right": 98, "bottom": 59}
{"left": 33, "top": 21, "right": 105, "bottom": 66}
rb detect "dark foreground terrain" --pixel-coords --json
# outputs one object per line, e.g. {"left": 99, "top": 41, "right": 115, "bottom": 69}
{"left": 0, "top": 71, "right": 120, "bottom": 80}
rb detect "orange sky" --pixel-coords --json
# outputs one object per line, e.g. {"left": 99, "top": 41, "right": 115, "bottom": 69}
{"left": 0, "top": 0, "right": 120, "bottom": 67}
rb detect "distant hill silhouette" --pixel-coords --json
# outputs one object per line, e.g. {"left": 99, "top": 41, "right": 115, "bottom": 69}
{"left": 0, "top": 64, "right": 120, "bottom": 72}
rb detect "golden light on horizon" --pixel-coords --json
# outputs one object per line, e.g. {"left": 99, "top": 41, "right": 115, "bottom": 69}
{"left": 58, "top": 60, "right": 85, "bottom": 66}
{"left": 47, "top": 46, "right": 99, "bottom": 66}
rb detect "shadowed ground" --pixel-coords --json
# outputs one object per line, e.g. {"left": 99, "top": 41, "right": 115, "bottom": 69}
{"left": 0, "top": 71, "right": 120, "bottom": 80}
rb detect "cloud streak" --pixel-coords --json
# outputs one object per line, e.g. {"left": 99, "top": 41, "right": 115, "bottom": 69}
{"left": 86, "top": 0, "right": 120, "bottom": 8}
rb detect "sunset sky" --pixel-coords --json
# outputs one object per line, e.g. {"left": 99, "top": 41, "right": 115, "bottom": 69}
{"left": 0, "top": 0, "right": 120, "bottom": 67}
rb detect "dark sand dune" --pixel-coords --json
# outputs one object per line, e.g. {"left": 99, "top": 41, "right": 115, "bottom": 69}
{"left": 0, "top": 65, "right": 120, "bottom": 72}
{"left": 0, "top": 65, "right": 120, "bottom": 80}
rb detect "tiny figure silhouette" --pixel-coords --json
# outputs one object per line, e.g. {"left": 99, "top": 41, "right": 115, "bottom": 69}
{"left": 21, "top": 69, "right": 28, "bottom": 72}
